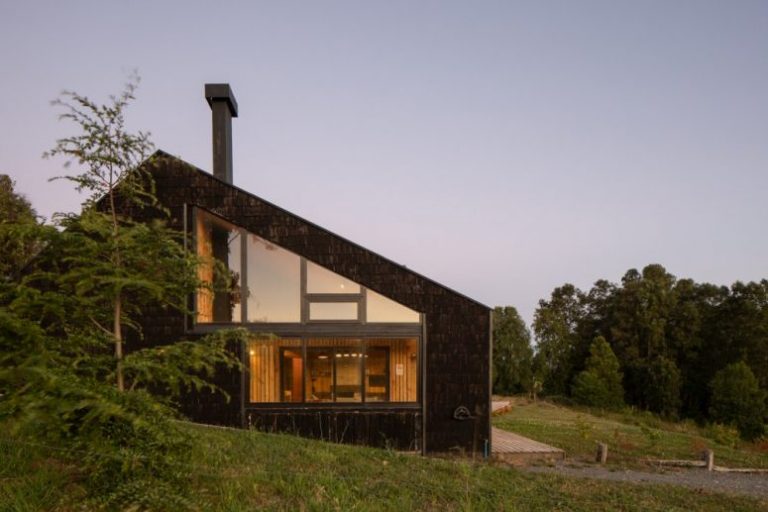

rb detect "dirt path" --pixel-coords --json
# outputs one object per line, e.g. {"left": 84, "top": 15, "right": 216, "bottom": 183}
{"left": 524, "top": 464, "right": 768, "bottom": 500}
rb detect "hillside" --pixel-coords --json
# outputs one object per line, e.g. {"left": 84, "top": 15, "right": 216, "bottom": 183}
{"left": 2, "top": 422, "right": 767, "bottom": 511}
{"left": 494, "top": 398, "right": 768, "bottom": 469}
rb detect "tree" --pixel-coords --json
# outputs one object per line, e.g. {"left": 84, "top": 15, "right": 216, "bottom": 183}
{"left": 492, "top": 306, "right": 533, "bottom": 395}
{"left": 571, "top": 336, "right": 624, "bottom": 409}
{"left": 709, "top": 361, "right": 767, "bottom": 440}
{"left": 0, "top": 175, "right": 39, "bottom": 281}
{"left": 0, "top": 77, "right": 241, "bottom": 509}
{"left": 533, "top": 284, "right": 584, "bottom": 395}
{"left": 610, "top": 265, "right": 679, "bottom": 410}
{"left": 640, "top": 356, "right": 682, "bottom": 418}
{"left": 42, "top": 77, "right": 158, "bottom": 392}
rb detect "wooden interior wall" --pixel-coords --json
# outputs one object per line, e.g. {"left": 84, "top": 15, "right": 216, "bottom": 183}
{"left": 249, "top": 342, "right": 278, "bottom": 402}
{"left": 369, "top": 338, "right": 417, "bottom": 402}
{"left": 195, "top": 213, "right": 213, "bottom": 322}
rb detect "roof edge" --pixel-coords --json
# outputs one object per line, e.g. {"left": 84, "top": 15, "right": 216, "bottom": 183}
{"left": 147, "top": 149, "right": 492, "bottom": 311}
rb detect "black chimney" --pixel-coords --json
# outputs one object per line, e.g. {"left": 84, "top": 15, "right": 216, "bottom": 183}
{"left": 204, "top": 83, "right": 238, "bottom": 184}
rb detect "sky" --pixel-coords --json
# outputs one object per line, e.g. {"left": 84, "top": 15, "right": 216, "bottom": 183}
{"left": 1, "top": 1, "right": 766, "bottom": 328}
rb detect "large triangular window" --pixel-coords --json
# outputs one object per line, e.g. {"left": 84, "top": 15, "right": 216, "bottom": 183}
{"left": 193, "top": 207, "right": 421, "bottom": 325}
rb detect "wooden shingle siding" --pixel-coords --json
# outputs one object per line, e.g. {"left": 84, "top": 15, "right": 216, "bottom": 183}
{"left": 129, "top": 152, "right": 491, "bottom": 454}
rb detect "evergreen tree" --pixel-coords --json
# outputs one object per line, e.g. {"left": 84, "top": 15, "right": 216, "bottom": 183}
{"left": 492, "top": 306, "right": 533, "bottom": 394}
{"left": 571, "top": 336, "right": 624, "bottom": 409}
{"left": 709, "top": 361, "right": 767, "bottom": 440}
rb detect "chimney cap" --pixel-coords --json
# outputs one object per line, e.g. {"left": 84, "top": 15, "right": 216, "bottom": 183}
{"left": 204, "top": 83, "right": 238, "bottom": 118}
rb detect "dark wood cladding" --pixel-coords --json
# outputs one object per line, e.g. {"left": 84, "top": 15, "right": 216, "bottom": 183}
{"left": 246, "top": 408, "right": 421, "bottom": 450}
{"left": 133, "top": 151, "right": 491, "bottom": 454}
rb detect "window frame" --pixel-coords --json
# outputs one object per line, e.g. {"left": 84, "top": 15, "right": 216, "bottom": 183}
{"left": 244, "top": 335, "right": 422, "bottom": 408}
{"left": 185, "top": 205, "right": 425, "bottom": 409}
{"left": 188, "top": 205, "right": 421, "bottom": 330}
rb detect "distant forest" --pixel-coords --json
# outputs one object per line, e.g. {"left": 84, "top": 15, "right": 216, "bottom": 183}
{"left": 493, "top": 264, "right": 768, "bottom": 439}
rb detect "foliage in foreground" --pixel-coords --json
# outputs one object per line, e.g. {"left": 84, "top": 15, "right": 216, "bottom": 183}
{"left": 2, "top": 423, "right": 767, "bottom": 512}
{"left": 0, "top": 78, "right": 242, "bottom": 510}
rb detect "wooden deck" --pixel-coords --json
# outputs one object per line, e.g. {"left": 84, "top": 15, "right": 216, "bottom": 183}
{"left": 491, "top": 400, "right": 512, "bottom": 415}
{"left": 491, "top": 427, "right": 565, "bottom": 465}
{"left": 490, "top": 401, "right": 565, "bottom": 464}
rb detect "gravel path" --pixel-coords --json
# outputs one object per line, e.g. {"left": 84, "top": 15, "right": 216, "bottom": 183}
{"left": 524, "top": 464, "right": 768, "bottom": 500}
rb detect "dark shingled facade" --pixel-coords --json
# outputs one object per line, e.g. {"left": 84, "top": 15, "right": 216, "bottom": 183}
{"left": 133, "top": 150, "right": 492, "bottom": 454}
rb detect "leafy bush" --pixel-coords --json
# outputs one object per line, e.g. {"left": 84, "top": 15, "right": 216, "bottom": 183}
{"left": 705, "top": 423, "right": 742, "bottom": 449}
{"left": 709, "top": 361, "right": 767, "bottom": 441}
{"left": 0, "top": 305, "right": 245, "bottom": 509}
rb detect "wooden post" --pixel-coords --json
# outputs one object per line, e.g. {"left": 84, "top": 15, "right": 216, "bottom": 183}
{"left": 596, "top": 443, "right": 608, "bottom": 464}
{"left": 703, "top": 449, "right": 714, "bottom": 471}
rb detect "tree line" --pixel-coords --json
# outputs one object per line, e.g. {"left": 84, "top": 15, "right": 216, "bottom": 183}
{"left": 493, "top": 264, "right": 768, "bottom": 440}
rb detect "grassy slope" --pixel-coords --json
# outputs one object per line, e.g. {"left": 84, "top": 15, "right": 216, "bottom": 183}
{"left": 493, "top": 399, "right": 768, "bottom": 469}
{"left": 2, "top": 424, "right": 767, "bottom": 511}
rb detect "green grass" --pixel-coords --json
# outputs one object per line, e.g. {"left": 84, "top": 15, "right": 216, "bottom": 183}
{"left": 2, "top": 423, "right": 768, "bottom": 511}
{"left": 494, "top": 398, "right": 768, "bottom": 469}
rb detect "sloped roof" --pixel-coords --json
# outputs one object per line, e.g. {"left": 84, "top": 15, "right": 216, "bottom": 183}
{"left": 150, "top": 149, "right": 490, "bottom": 311}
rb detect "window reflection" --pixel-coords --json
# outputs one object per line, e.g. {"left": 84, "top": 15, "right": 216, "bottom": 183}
{"left": 306, "top": 261, "right": 360, "bottom": 294}
{"left": 366, "top": 289, "right": 419, "bottom": 323}
{"left": 246, "top": 234, "right": 301, "bottom": 322}
{"left": 309, "top": 302, "right": 358, "bottom": 321}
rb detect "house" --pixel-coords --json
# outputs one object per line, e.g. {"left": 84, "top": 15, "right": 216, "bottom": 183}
{"left": 136, "top": 84, "right": 492, "bottom": 455}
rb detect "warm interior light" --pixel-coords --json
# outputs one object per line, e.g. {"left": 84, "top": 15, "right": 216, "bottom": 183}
{"left": 249, "top": 349, "right": 255, "bottom": 356}
{"left": 318, "top": 354, "right": 328, "bottom": 360}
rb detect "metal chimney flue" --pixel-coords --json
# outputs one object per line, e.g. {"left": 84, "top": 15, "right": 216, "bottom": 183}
{"left": 204, "top": 83, "right": 238, "bottom": 184}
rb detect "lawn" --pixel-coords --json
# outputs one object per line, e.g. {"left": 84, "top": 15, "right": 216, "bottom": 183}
{"left": 2, "top": 422, "right": 767, "bottom": 511}
{"left": 493, "top": 398, "right": 768, "bottom": 469}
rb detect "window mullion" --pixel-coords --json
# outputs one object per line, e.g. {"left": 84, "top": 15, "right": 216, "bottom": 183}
{"left": 240, "top": 228, "right": 248, "bottom": 323}
{"left": 300, "top": 258, "right": 308, "bottom": 324}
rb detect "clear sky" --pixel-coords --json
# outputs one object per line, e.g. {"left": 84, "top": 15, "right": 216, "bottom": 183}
{"left": 1, "top": 1, "right": 766, "bottom": 328}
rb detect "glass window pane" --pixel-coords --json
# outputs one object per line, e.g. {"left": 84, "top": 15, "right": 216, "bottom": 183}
{"left": 248, "top": 338, "right": 301, "bottom": 403}
{"left": 195, "top": 209, "right": 242, "bottom": 323}
{"left": 306, "top": 339, "right": 363, "bottom": 403}
{"left": 309, "top": 302, "right": 358, "bottom": 321}
{"left": 246, "top": 234, "right": 301, "bottom": 322}
{"left": 368, "top": 338, "right": 418, "bottom": 402}
{"left": 366, "top": 289, "right": 420, "bottom": 323}
{"left": 365, "top": 347, "right": 389, "bottom": 402}
{"left": 306, "top": 260, "right": 360, "bottom": 294}
{"left": 334, "top": 348, "right": 362, "bottom": 402}
{"left": 306, "top": 347, "right": 333, "bottom": 402}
